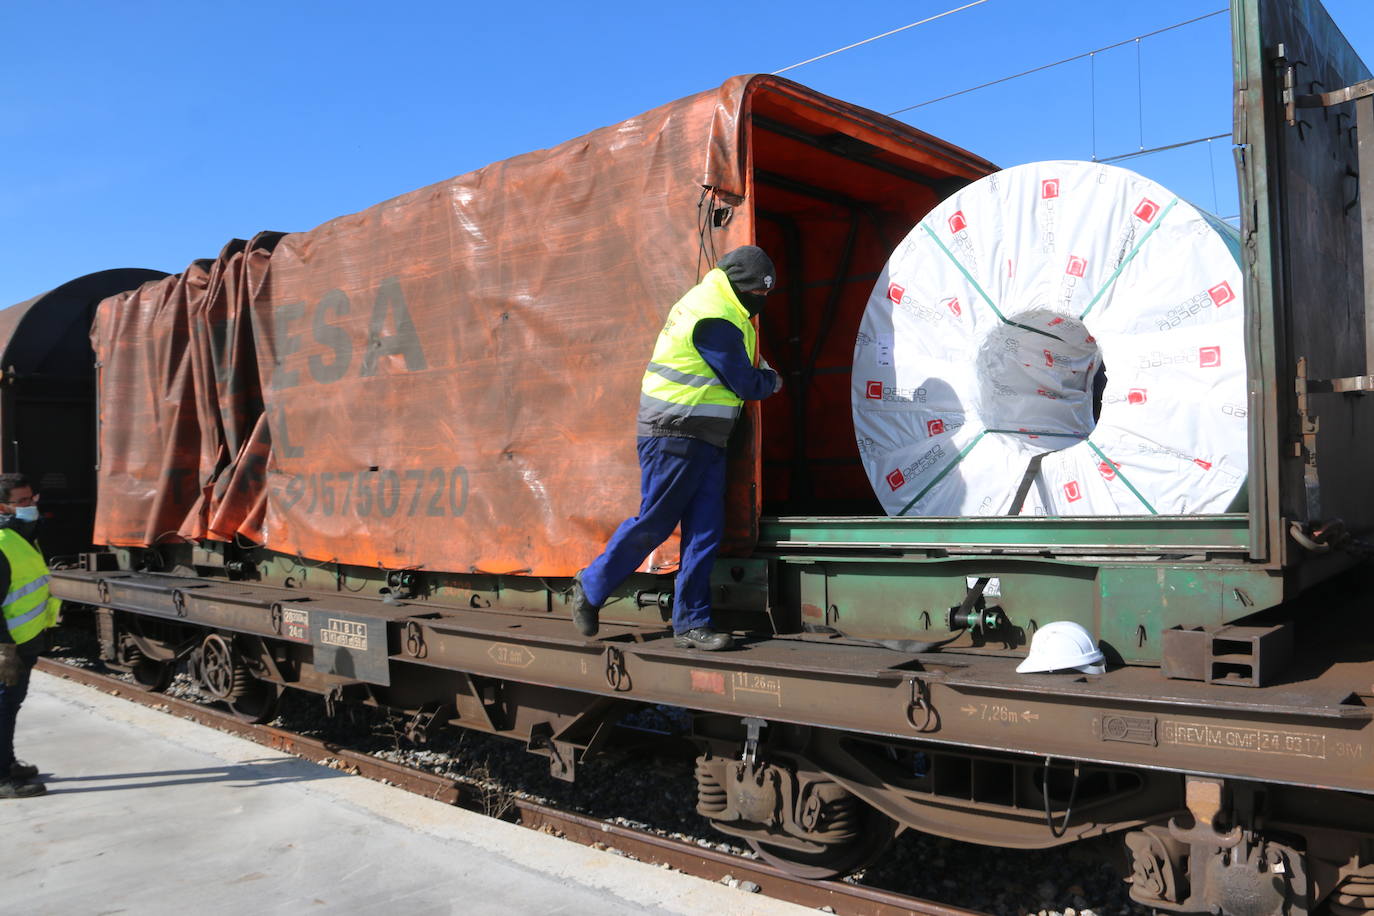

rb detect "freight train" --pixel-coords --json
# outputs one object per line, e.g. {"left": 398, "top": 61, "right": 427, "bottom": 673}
{"left": 8, "top": 1, "right": 1374, "bottom": 912}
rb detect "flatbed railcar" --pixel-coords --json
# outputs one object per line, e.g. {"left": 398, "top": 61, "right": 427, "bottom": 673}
{"left": 9, "top": 1, "right": 1374, "bottom": 912}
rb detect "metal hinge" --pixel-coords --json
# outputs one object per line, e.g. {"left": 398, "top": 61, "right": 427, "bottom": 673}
{"left": 1293, "top": 76, "right": 1374, "bottom": 117}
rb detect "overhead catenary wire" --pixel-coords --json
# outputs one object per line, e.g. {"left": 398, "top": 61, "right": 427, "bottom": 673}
{"left": 1097, "top": 132, "right": 1231, "bottom": 163}
{"left": 772, "top": 0, "right": 992, "bottom": 75}
{"left": 887, "top": 8, "right": 1227, "bottom": 116}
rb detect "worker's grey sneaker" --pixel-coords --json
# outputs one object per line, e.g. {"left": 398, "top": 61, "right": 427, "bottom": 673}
{"left": 673, "top": 628, "right": 733, "bottom": 651}
{"left": 0, "top": 778, "right": 45, "bottom": 799}
{"left": 10, "top": 760, "right": 38, "bottom": 780}
{"left": 571, "top": 572, "right": 600, "bottom": 637}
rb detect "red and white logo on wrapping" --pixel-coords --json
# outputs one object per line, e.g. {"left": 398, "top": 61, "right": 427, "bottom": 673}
{"left": 1208, "top": 281, "right": 1235, "bottom": 307}
{"left": 1098, "top": 461, "right": 1118, "bottom": 481}
{"left": 1043, "top": 349, "right": 1055, "bottom": 367}
{"left": 948, "top": 211, "right": 967, "bottom": 234}
{"left": 1194, "top": 458, "right": 1213, "bottom": 470}
{"left": 1066, "top": 255, "right": 1087, "bottom": 278}
{"left": 1128, "top": 389, "right": 1147, "bottom": 405}
{"left": 944, "top": 297, "right": 962, "bottom": 317}
{"left": 926, "top": 419, "right": 945, "bottom": 437}
{"left": 1134, "top": 198, "right": 1161, "bottom": 223}
{"left": 1063, "top": 481, "right": 1083, "bottom": 502}
{"left": 886, "top": 468, "right": 906, "bottom": 491}
{"left": 1199, "top": 346, "right": 1222, "bottom": 368}
{"left": 865, "top": 380, "right": 883, "bottom": 400}
{"left": 887, "top": 282, "right": 905, "bottom": 304}
{"left": 1042, "top": 179, "right": 1060, "bottom": 200}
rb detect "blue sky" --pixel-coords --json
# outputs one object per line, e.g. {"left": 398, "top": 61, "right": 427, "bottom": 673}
{"left": 3, "top": 0, "right": 1371, "bottom": 306}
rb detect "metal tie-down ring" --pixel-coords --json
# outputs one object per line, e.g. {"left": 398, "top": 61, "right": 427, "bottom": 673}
{"left": 906, "top": 677, "right": 938, "bottom": 732}
{"left": 404, "top": 620, "right": 427, "bottom": 659}
{"left": 269, "top": 603, "right": 284, "bottom": 635}
{"left": 603, "top": 646, "right": 630, "bottom": 692}
{"left": 171, "top": 589, "right": 188, "bottom": 619}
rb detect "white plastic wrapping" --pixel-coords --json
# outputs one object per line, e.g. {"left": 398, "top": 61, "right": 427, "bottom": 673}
{"left": 852, "top": 161, "right": 1247, "bottom": 517}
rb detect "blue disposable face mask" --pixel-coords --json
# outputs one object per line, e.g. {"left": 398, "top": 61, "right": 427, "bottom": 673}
{"left": 13, "top": 506, "right": 38, "bottom": 522}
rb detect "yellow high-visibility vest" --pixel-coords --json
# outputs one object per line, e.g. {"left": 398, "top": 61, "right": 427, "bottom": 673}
{"left": 0, "top": 529, "right": 58, "bottom": 646}
{"left": 638, "top": 268, "right": 757, "bottom": 447}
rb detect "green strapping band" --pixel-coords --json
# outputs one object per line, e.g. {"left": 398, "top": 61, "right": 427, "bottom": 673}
{"left": 897, "top": 429, "right": 1093, "bottom": 515}
{"left": 898, "top": 431, "right": 987, "bottom": 516}
{"left": 1086, "top": 440, "right": 1157, "bottom": 515}
{"left": 1078, "top": 197, "right": 1180, "bottom": 321}
{"left": 920, "top": 225, "right": 1064, "bottom": 342}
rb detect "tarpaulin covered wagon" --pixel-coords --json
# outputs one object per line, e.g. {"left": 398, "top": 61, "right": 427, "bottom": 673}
{"left": 88, "top": 74, "right": 995, "bottom": 577}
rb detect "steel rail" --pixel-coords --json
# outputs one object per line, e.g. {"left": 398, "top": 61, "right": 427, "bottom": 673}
{"left": 33, "top": 657, "right": 986, "bottom": 916}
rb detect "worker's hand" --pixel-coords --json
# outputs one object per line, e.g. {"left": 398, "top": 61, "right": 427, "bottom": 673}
{"left": 0, "top": 643, "right": 21, "bottom": 687}
{"left": 759, "top": 357, "right": 783, "bottom": 394}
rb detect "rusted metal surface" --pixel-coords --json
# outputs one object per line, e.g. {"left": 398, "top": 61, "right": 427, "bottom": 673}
{"left": 51, "top": 568, "right": 1374, "bottom": 797}
{"left": 513, "top": 800, "right": 986, "bottom": 916}
{"left": 32, "top": 657, "right": 985, "bottom": 916}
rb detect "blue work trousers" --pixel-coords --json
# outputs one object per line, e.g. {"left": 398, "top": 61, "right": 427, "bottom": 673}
{"left": 582, "top": 436, "right": 726, "bottom": 633}
{"left": 0, "top": 652, "right": 32, "bottom": 774}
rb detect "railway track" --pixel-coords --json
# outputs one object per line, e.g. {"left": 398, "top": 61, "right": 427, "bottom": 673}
{"left": 33, "top": 657, "right": 986, "bottom": 916}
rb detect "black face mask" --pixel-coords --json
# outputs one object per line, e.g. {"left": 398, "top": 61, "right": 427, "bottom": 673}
{"left": 0, "top": 515, "right": 38, "bottom": 542}
{"left": 739, "top": 292, "right": 769, "bottom": 316}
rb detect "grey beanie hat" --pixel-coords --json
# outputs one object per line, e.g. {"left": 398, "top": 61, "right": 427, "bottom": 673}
{"left": 717, "top": 246, "right": 776, "bottom": 293}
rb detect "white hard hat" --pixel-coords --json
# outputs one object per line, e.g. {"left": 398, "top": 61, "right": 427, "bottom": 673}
{"left": 1016, "top": 621, "right": 1106, "bottom": 674}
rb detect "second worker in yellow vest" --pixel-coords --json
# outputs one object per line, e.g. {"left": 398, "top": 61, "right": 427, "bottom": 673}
{"left": 0, "top": 473, "right": 57, "bottom": 799}
{"left": 572, "top": 246, "right": 783, "bottom": 650}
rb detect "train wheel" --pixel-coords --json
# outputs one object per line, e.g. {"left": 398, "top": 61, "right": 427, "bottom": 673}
{"left": 129, "top": 657, "right": 174, "bottom": 692}
{"left": 745, "top": 808, "right": 897, "bottom": 880}
{"left": 196, "top": 632, "right": 278, "bottom": 723}
{"left": 226, "top": 680, "right": 279, "bottom": 724}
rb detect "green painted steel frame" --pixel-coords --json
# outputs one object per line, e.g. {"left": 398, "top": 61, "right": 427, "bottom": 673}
{"left": 767, "top": 553, "right": 1282, "bottom": 665}
{"left": 760, "top": 514, "right": 1251, "bottom": 554}
{"left": 757, "top": 514, "right": 1277, "bottom": 663}
{"left": 741, "top": 1, "right": 1374, "bottom": 659}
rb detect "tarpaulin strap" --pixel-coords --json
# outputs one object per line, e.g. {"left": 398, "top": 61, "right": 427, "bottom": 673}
{"left": 898, "top": 430, "right": 988, "bottom": 516}
{"left": 1086, "top": 440, "right": 1158, "bottom": 515}
{"left": 1008, "top": 451, "right": 1048, "bottom": 515}
{"left": 1078, "top": 196, "right": 1180, "bottom": 321}
{"left": 696, "top": 186, "right": 722, "bottom": 281}
{"left": 950, "top": 450, "right": 1048, "bottom": 625}
{"left": 920, "top": 224, "right": 1064, "bottom": 342}
{"left": 826, "top": 452, "right": 1050, "bottom": 653}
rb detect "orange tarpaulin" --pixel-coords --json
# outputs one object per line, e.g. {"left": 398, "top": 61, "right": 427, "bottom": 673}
{"left": 91, "top": 75, "right": 992, "bottom": 575}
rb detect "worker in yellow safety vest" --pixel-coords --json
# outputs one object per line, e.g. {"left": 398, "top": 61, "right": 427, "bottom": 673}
{"left": 0, "top": 474, "right": 59, "bottom": 798}
{"left": 571, "top": 247, "right": 783, "bottom": 650}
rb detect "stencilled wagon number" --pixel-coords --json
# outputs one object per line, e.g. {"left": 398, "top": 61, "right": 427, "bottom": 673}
{"left": 279, "top": 466, "right": 468, "bottom": 518}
